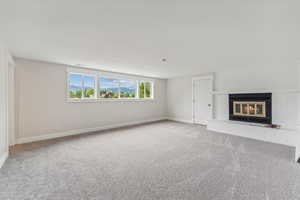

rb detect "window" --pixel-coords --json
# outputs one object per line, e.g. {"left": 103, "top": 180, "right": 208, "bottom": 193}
{"left": 139, "top": 81, "right": 152, "bottom": 98}
{"left": 68, "top": 73, "right": 96, "bottom": 99}
{"left": 69, "top": 73, "right": 82, "bottom": 99}
{"left": 99, "top": 77, "right": 119, "bottom": 98}
{"left": 145, "top": 82, "right": 152, "bottom": 98}
{"left": 139, "top": 82, "right": 145, "bottom": 98}
{"left": 120, "top": 79, "right": 137, "bottom": 98}
{"left": 83, "top": 75, "right": 96, "bottom": 98}
{"left": 67, "top": 68, "right": 154, "bottom": 101}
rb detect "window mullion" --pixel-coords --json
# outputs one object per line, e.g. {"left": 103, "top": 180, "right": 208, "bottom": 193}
{"left": 136, "top": 81, "right": 139, "bottom": 99}
{"left": 94, "top": 75, "right": 97, "bottom": 99}
{"left": 151, "top": 82, "right": 153, "bottom": 98}
{"left": 144, "top": 82, "right": 146, "bottom": 99}
{"left": 97, "top": 76, "right": 99, "bottom": 99}
{"left": 118, "top": 80, "right": 120, "bottom": 99}
{"left": 67, "top": 72, "right": 70, "bottom": 99}
{"left": 81, "top": 74, "right": 84, "bottom": 99}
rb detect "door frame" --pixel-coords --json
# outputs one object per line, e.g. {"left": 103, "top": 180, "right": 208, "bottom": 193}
{"left": 8, "top": 61, "right": 15, "bottom": 146}
{"left": 192, "top": 75, "right": 214, "bottom": 125}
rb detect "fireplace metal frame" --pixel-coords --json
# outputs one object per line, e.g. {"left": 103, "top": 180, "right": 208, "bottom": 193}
{"left": 229, "top": 93, "right": 272, "bottom": 124}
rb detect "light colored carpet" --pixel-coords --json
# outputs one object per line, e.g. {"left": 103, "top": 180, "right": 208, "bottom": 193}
{"left": 1, "top": 120, "right": 300, "bottom": 200}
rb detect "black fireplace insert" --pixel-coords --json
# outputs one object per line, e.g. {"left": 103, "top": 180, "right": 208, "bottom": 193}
{"left": 229, "top": 93, "right": 272, "bottom": 124}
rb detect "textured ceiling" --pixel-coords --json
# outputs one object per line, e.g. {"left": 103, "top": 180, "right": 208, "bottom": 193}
{"left": 0, "top": 0, "right": 299, "bottom": 78}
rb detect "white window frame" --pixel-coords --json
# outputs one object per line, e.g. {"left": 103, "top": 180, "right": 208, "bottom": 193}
{"left": 67, "top": 67, "right": 155, "bottom": 102}
{"left": 67, "top": 67, "right": 98, "bottom": 102}
{"left": 67, "top": 72, "right": 83, "bottom": 101}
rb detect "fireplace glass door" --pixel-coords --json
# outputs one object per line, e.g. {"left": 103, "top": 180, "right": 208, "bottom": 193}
{"left": 233, "top": 101, "right": 266, "bottom": 118}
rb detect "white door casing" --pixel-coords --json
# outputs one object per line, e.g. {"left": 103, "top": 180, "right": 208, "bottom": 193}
{"left": 8, "top": 62, "right": 15, "bottom": 146}
{"left": 0, "top": 46, "right": 12, "bottom": 168}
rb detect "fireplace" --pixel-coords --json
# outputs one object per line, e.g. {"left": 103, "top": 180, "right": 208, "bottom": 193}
{"left": 229, "top": 93, "right": 272, "bottom": 124}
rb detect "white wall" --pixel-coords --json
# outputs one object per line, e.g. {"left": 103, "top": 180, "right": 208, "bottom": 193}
{"left": 167, "top": 75, "right": 194, "bottom": 123}
{"left": 214, "top": 65, "right": 299, "bottom": 129}
{"left": 298, "top": 64, "right": 300, "bottom": 125}
{"left": 0, "top": 44, "right": 12, "bottom": 168}
{"left": 15, "top": 58, "right": 167, "bottom": 142}
{"left": 167, "top": 65, "right": 300, "bottom": 129}
{"left": 12, "top": 58, "right": 300, "bottom": 143}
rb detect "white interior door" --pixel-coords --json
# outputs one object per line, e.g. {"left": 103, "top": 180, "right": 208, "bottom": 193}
{"left": 193, "top": 77, "right": 213, "bottom": 125}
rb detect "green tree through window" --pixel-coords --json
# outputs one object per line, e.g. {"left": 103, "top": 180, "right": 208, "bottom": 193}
{"left": 139, "top": 81, "right": 152, "bottom": 98}
{"left": 83, "top": 76, "right": 96, "bottom": 98}
{"left": 139, "top": 82, "right": 145, "bottom": 98}
{"left": 145, "top": 82, "right": 151, "bottom": 98}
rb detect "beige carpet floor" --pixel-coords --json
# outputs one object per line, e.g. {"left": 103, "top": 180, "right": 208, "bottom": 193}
{"left": 1, "top": 120, "right": 300, "bottom": 200}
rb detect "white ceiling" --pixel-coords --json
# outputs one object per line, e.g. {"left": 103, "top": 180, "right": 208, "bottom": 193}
{"left": 0, "top": 0, "right": 299, "bottom": 78}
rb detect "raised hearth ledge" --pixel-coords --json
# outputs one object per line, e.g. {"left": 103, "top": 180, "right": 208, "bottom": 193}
{"left": 207, "top": 120, "right": 300, "bottom": 162}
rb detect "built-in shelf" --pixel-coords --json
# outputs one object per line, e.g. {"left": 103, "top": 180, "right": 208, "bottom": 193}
{"left": 211, "top": 89, "right": 300, "bottom": 95}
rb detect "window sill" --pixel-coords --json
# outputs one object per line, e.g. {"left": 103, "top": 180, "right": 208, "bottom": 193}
{"left": 66, "top": 98, "right": 155, "bottom": 103}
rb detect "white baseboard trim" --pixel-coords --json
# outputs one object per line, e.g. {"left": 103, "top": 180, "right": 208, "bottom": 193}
{"left": 16, "top": 117, "right": 168, "bottom": 145}
{"left": 167, "top": 117, "right": 193, "bottom": 124}
{"left": 0, "top": 151, "right": 8, "bottom": 169}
